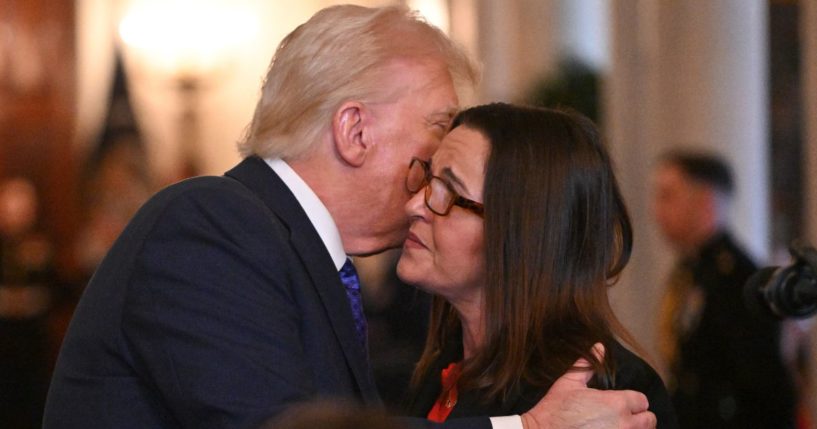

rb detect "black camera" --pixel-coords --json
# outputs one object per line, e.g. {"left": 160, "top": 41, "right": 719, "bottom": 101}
{"left": 744, "top": 240, "right": 817, "bottom": 319}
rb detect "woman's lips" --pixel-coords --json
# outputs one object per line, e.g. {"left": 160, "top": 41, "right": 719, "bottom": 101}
{"left": 404, "top": 231, "right": 427, "bottom": 249}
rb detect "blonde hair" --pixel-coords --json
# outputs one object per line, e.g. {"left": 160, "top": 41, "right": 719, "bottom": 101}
{"left": 237, "top": 4, "right": 479, "bottom": 160}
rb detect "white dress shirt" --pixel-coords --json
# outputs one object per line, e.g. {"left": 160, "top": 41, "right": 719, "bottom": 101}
{"left": 265, "top": 158, "right": 347, "bottom": 271}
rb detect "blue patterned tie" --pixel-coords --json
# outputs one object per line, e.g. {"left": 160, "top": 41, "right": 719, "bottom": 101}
{"left": 339, "top": 258, "right": 367, "bottom": 350}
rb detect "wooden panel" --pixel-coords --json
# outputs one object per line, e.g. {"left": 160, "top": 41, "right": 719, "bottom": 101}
{"left": 0, "top": 0, "right": 78, "bottom": 278}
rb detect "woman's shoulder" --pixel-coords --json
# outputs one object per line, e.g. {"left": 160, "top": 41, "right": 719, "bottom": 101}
{"left": 607, "top": 341, "right": 662, "bottom": 389}
{"left": 607, "top": 340, "right": 679, "bottom": 429}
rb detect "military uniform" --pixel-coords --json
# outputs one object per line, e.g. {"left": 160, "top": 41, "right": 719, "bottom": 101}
{"left": 660, "top": 231, "right": 797, "bottom": 428}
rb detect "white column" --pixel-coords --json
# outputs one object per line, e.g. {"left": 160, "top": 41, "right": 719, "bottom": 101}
{"left": 476, "top": 0, "right": 555, "bottom": 102}
{"left": 475, "top": 0, "right": 610, "bottom": 103}
{"left": 605, "top": 0, "right": 667, "bottom": 367}
{"left": 802, "top": 0, "right": 817, "bottom": 423}
{"left": 605, "top": 0, "right": 769, "bottom": 370}
{"left": 557, "top": 0, "right": 609, "bottom": 70}
{"left": 653, "top": 0, "right": 769, "bottom": 263}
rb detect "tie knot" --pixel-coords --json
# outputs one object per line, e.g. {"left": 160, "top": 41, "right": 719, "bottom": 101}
{"left": 339, "top": 259, "right": 360, "bottom": 292}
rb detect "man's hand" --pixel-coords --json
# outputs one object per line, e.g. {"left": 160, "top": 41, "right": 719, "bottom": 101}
{"left": 520, "top": 344, "right": 656, "bottom": 429}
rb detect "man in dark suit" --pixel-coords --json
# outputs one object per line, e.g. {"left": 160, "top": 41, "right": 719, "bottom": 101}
{"left": 653, "top": 150, "right": 797, "bottom": 428}
{"left": 44, "top": 5, "right": 655, "bottom": 429}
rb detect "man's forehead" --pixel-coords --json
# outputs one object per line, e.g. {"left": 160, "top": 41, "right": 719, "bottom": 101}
{"left": 379, "top": 58, "right": 457, "bottom": 106}
{"left": 424, "top": 80, "right": 459, "bottom": 122}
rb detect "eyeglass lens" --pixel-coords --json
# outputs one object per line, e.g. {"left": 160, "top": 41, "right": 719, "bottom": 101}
{"left": 407, "top": 159, "right": 428, "bottom": 193}
{"left": 407, "top": 158, "right": 481, "bottom": 217}
{"left": 426, "top": 177, "right": 455, "bottom": 215}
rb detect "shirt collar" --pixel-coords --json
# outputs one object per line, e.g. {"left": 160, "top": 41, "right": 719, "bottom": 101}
{"left": 265, "top": 158, "right": 347, "bottom": 271}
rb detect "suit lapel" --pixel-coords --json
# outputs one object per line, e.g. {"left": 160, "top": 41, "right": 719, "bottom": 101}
{"left": 225, "top": 156, "right": 380, "bottom": 404}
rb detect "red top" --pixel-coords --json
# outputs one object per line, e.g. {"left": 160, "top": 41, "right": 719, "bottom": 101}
{"left": 426, "top": 362, "right": 463, "bottom": 423}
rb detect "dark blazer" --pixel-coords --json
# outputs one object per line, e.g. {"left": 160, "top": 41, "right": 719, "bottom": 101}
{"left": 43, "top": 157, "right": 487, "bottom": 429}
{"left": 669, "top": 232, "right": 797, "bottom": 428}
{"left": 404, "top": 340, "right": 679, "bottom": 429}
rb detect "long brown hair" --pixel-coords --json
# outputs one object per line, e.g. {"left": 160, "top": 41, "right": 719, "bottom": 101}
{"left": 411, "top": 103, "right": 639, "bottom": 404}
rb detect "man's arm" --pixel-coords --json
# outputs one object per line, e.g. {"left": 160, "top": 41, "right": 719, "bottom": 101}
{"left": 401, "top": 383, "right": 654, "bottom": 429}
{"left": 400, "top": 345, "right": 655, "bottom": 429}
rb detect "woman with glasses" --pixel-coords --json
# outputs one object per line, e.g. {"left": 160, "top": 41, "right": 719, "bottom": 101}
{"left": 397, "top": 103, "right": 677, "bottom": 427}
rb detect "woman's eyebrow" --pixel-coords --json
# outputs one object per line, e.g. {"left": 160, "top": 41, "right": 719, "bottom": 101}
{"left": 441, "top": 167, "right": 469, "bottom": 194}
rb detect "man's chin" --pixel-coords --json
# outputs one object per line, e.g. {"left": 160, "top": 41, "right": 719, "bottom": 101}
{"left": 348, "top": 239, "right": 403, "bottom": 257}
{"left": 353, "top": 245, "right": 398, "bottom": 257}
{"left": 344, "top": 228, "right": 408, "bottom": 257}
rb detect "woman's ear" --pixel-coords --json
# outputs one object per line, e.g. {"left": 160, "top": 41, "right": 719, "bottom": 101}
{"left": 332, "top": 101, "right": 369, "bottom": 167}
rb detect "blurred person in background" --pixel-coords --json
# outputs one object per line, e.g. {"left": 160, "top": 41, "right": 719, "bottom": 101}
{"left": 0, "top": 177, "right": 56, "bottom": 429}
{"left": 398, "top": 103, "right": 673, "bottom": 427}
{"left": 652, "top": 150, "right": 797, "bottom": 428}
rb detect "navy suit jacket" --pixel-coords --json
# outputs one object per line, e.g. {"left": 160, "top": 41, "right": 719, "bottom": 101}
{"left": 44, "top": 157, "right": 488, "bottom": 429}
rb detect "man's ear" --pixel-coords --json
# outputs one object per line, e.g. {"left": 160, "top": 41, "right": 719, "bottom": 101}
{"left": 332, "top": 101, "right": 369, "bottom": 167}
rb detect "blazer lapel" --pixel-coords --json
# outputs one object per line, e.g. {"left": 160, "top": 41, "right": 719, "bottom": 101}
{"left": 225, "top": 156, "right": 380, "bottom": 404}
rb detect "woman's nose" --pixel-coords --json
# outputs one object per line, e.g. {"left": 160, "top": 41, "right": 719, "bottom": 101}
{"left": 405, "top": 187, "right": 430, "bottom": 219}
